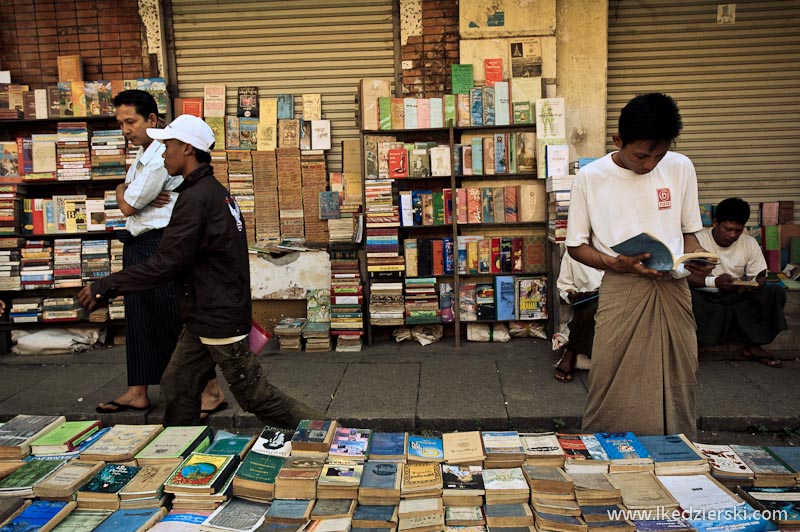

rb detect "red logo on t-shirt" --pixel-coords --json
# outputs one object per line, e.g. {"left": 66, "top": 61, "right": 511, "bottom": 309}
{"left": 657, "top": 188, "right": 672, "bottom": 210}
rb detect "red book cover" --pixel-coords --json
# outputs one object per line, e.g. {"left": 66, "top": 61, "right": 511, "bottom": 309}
{"left": 504, "top": 185, "right": 519, "bottom": 222}
{"left": 432, "top": 239, "right": 445, "bottom": 276}
{"left": 467, "top": 188, "right": 481, "bottom": 223}
{"left": 443, "top": 188, "right": 453, "bottom": 224}
{"left": 457, "top": 188, "right": 468, "bottom": 223}
{"left": 181, "top": 97, "right": 204, "bottom": 118}
{"left": 512, "top": 237, "right": 524, "bottom": 273}
{"left": 491, "top": 237, "right": 501, "bottom": 273}
{"left": 32, "top": 198, "right": 44, "bottom": 235}
{"left": 484, "top": 58, "right": 503, "bottom": 87}
{"left": 388, "top": 148, "right": 408, "bottom": 178}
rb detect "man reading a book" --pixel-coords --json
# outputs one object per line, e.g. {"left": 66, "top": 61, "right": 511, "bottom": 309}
{"left": 566, "top": 93, "right": 714, "bottom": 438}
{"left": 689, "top": 197, "right": 787, "bottom": 367}
{"left": 78, "top": 114, "right": 324, "bottom": 428}
{"left": 553, "top": 252, "right": 603, "bottom": 382}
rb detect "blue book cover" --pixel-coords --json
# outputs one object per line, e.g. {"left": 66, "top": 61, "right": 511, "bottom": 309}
{"left": 767, "top": 446, "right": 800, "bottom": 473}
{"left": 360, "top": 462, "right": 399, "bottom": 489}
{"left": 471, "top": 138, "right": 483, "bottom": 175}
{"left": 495, "top": 275, "right": 515, "bottom": 321}
{"left": 266, "top": 499, "right": 313, "bottom": 520}
{"left": 411, "top": 190, "right": 429, "bottom": 227}
{"left": 638, "top": 434, "right": 703, "bottom": 464}
{"left": 369, "top": 432, "right": 406, "bottom": 458}
{"left": 469, "top": 88, "right": 483, "bottom": 126}
{"left": 686, "top": 502, "right": 779, "bottom": 532}
{"left": 92, "top": 508, "right": 163, "bottom": 532}
{"left": 482, "top": 86, "right": 495, "bottom": 126}
{"left": 239, "top": 117, "right": 259, "bottom": 150}
{"left": 352, "top": 505, "right": 396, "bottom": 522}
{"left": 443, "top": 238, "right": 454, "bottom": 274}
{"left": 161, "top": 512, "right": 209, "bottom": 524}
{"left": 277, "top": 94, "right": 294, "bottom": 119}
{"left": 403, "top": 98, "right": 418, "bottom": 129}
{"left": 633, "top": 519, "right": 695, "bottom": 532}
{"left": 407, "top": 435, "right": 443, "bottom": 461}
{"left": 494, "top": 134, "right": 507, "bottom": 173}
{"left": 0, "top": 500, "right": 68, "bottom": 532}
{"left": 595, "top": 432, "right": 651, "bottom": 461}
{"left": 737, "top": 487, "right": 800, "bottom": 520}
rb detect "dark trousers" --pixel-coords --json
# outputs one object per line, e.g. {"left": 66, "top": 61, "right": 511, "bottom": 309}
{"left": 121, "top": 229, "right": 183, "bottom": 386}
{"left": 566, "top": 298, "right": 598, "bottom": 356}
{"left": 160, "top": 326, "right": 325, "bottom": 427}
{"left": 692, "top": 285, "right": 787, "bottom": 346}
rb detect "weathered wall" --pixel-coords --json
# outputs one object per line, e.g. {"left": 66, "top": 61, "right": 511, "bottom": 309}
{"left": 0, "top": 0, "right": 152, "bottom": 88}
{"left": 556, "top": 0, "right": 608, "bottom": 160}
{"left": 249, "top": 252, "right": 331, "bottom": 300}
{"left": 400, "top": 0, "right": 460, "bottom": 97}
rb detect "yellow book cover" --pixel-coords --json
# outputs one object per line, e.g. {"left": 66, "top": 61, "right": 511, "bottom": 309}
{"left": 71, "top": 81, "right": 87, "bottom": 117}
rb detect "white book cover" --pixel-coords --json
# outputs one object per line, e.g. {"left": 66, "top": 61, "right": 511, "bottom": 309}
{"left": 429, "top": 146, "right": 451, "bottom": 176}
{"left": 403, "top": 98, "right": 418, "bottom": 129}
{"left": 545, "top": 144, "right": 569, "bottom": 177}
{"left": 657, "top": 474, "right": 743, "bottom": 512}
{"left": 203, "top": 84, "right": 226, "bottom": 118}
{"left": 311, "top": 120, "right": 331, "bottom": 150}
{"left": 494, "top": 82, "right": 510, "bottom": 126}
{"left": 429, "top": 98, "right": 443, "bottom": 128}
{"left": 535, "top": 97, "right": 566, "bottom": 139}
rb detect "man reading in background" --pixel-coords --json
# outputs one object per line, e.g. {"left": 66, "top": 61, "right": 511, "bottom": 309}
{"left": 689, "top": 197, "right": 787, "bottom": 368}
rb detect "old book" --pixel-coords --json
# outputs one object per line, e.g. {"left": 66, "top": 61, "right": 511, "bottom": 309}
{"left": 441, "top": 464, "right": 485, "bottom": 500}
{"left": 611, "top": 233, "right": 719, "bottom": 273}
{"left": 401, "top": 461, "right": 443, "bottom": 497}
{"left": 522, "top": 465, "right": 574, "bottom": 496}
{"left": 58, "top": 55, "right": 83, "bottom": 81}
{"left": 311, "top": 120, "right": 331, "bottom": 150}
{"left": 636, "top": 434, "right": 707, "bottom": 475}
{"left": 359, "top": 79, "right": 391, "bottom": 131}
{"left": 203, "top": 84, "right": 226, "bottom": 118}
{"left": 237, "top": 86, "right": 259, "bottom": 118}
{"left": 205, "top": 434, "right": 257, "bottom": 460}
{"left": 532, "top": 510, "right": 587, "bottom": 532}
{"left": 91, "top": 507, "right": 167, "bottom": 532}
{"left": 444, "top": 506, "right": 484, "bottom": 526}
{"left": 407, "top": 435, "right": 443, "bottom": 463}
{"left": 33, "top": 459, "right": 104, "bottom": 499}
{"left": 135, "top": 426, "right": 212, "bottom": 466}
{"left": 164, "top": 453, "right": 239, "bottom": 494}
{"left": 291, "top": 420, "right": 338, "bottom": 453}
{"left": 443, "top": 431, "right": 485, "bottom": 465}
{"left": 310, "top": 499, "right": 357, "bottom": 520}
{"left": 232, "top": 452, "right": 285, "bottom": 501}
{"left": 519, "top": 432, "right": 565, "bottom": 467}
{"left": 302, "top": 94, "right": 322, "bottom": 121}
{"left": 0, "top": 414, "right": 66, "bottom": 459}
{"left": 274, "top": 456, "right": 325, "bottom": 500}
{"left": 657, "top": 474, "right": 741, "bottom": 513}
{"left": 30, "top": 420, "right": 101, "bottom": 456}
{"left": 79, "top": 424, "right": 162, "bottom": 462}
{"left": 351, "top": 504, "right": 398, "bottom": 529}
{"left": 482, "top": 468, "right": 530, "bottom": 504}
{"left": 359, "top": 462, "right": 402, "bottom": 505}
{"left": 518, "top": 184, "right": 546, "bottom": 222}
{"left": 729, "top": 445, "right": 795, "bottom": 486}
{"left": 250, "top": 427, "right": 292, "bottom": 459}
{"left": 317, "top": 461, "right": 363, "bottom": 499}
{"left": 200, "top": 496, "right": 271, "bottom": 532}
{"left": 398, "top": 497, "right": 442, "bottom": 520}
{"left": 594, "top": 433, "right": 653, "bottom": 472}
{"left": 767, "top": 446, "right": 800, "bottom": 480}
{"left": 0, "top": 458, "right": 66, "bottom": 498}
{"left": 484, "top": 503, "right": 533, "bottom": 527}
{"left": 46, "top": 508, "right": 114, "bottom": 532}
{"left": 328, "top": 428, "right": 371, "bottom": 463}
{"left": 77, "top": 463, "right": 141, "bottom": 506}
{"left": 119, "top": 462, "right": 180, "bottom": 501}
{"left": 277, "top": 94, "right": 295, "bottom": 120}
{"left": 278, "top": 119, "right": 300, "bottom": 149}
{"left": 606, "top": 471, "right": 678, "bottom": 511}
{"left": 451, "top": 64, "right": 474, "bottom": 95}
{"left": 368, "top": 432, "right": 407, "bottom": 462}
{"left": 0, "top": 499, "right": 75, "bottom": 532}
{"left": 736, "top": 485, "right": 800, "bottom": 526}
{"left": 264, "top": 499, "right": 314, "bottom": 525}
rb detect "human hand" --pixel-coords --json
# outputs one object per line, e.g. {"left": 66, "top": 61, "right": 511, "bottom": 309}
{"left": 684, "top": 259, "right": 716, "bottom": 277}
{"left": 610, "top": 253, "right": 665, "bottom": 278}
{"left": 150, "top": 191, "right": 172, "bottom": 208}
{"left": 77, "top": 285, "right": 98, "bottom": 311}
{"left": 715, "top": 273, "right": 736, "bottom": 292}
{"left": 0, "top": 300, "right": 5, "bottom": 315}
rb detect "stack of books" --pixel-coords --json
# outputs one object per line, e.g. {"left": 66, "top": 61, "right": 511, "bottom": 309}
{"left": 404, "top": 277, "right": 440, "bottom": 325}
{"left": 76, "top": 463, "right": 142, "bottom": 510}
{"left": 335, "top": 335, "right": 362, "bottom": 353}
{"left": 90, "top": 129, "right": 126, "bottom": 180}
{"left": 0, "top": 185, "right": 23, "bottom": 237}
{"left": 20, "top": 240, "right": 53, "bottom": 289}
{"left": 103, "top": 190, "right": 126, "bottom": 230}
{"left": 164, "top": 452, "right": 240, "bottom": 510}
{"left": 369, "top": 282, "right": 404, "bottom": 326}
{"left": 330, "top": 245, "right": 363, "bottom": 350}
{"left": 9, "top": 296, "right": 42, "bottom": 323}
{"left": 52, "top": 238, "right": 82, "bottom": 288}
{"left": 109, "top": 239, "right": 123, "bottom": 273}
{"left": 108, "top": 296, "right": 125, "bottom": 319}
{"left": 0, "top": 238, "right": 22, "bottom": 290}
{"left": 303, "top": 322, "right": 331, "bottom": 352}
{"left": 41, "top": 296, "right": 85, "bottom": 322}
{"left": 56, "top": 122, "right": 91, "bottom": 181}
{"left": 80, "top": 239, "right": 110, "bottom": 281}
{"left": 546, "top": 174, "right": 574, "bottom": 242}
{"left": 274, "top": 317, "right": 306, "bottom": 351}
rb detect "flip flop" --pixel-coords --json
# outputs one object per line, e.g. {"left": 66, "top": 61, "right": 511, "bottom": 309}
{"left": 554, "top": 367, "right": 574, "bottom": 383}
{"left": 95, "top": 400, "right": 150, "bottom": 414}
{"left": 743, "top": 351, "right": 783, "bottom": 368}
{"left": 200, "top": 401, "right": 229, "bottom": 417}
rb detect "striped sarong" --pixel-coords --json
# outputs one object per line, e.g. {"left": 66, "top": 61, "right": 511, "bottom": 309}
{"left": 582, "top": 271, "right": 698, "bottom": 439}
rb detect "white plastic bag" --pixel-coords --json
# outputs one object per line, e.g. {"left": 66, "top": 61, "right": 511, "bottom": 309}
{"left": 393, "top": 325, "right": 443, "bottom": 346}
{"left": 11, "top": 328, "right": 100, "bottom": 355}
{"left": 466, "top": 323, "right": 510, "bottom": 342}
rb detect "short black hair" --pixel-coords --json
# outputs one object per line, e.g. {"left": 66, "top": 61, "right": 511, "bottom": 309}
{"left": 195, "top": 150, "right": 212, "bottom": 164}
{"left": 112, "top": 89, "right": 158, "bottom": 119}
{"left": 618, "top": 93, "right": 683, "bottom": 147}
{"left": 714, "top": 197, "right": 750, "bottom": 225}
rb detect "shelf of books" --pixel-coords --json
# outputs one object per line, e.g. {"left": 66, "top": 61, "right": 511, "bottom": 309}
{"left": 358, "top": 73, "right": 551, "bottom": 347}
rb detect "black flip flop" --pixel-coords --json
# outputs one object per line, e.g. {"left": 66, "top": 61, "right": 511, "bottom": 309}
{"left": 95, "top": 400, "right": 150, "bottom": 414}
{"left": 200, "top": 401, "right": 229, "bottom": 416}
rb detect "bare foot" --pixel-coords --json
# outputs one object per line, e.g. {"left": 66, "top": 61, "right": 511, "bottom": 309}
{"left": 97, "top": 386, "right": 150, "bottom": 413}
{"left": 553, "top": 349, "right": 577, "bottom": 382}
{"left": 200, "top": 379, "right": 226, "bottom": 420}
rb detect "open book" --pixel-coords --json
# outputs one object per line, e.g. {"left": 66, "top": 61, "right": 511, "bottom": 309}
{"left": 611, "top": 233, "right": 719, "bottom": 272}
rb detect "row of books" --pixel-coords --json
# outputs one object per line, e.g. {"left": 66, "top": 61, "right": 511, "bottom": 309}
{"left": 0, "top": 77, "right": 168, "bottom": 120}
{"left": 204, "top": 116, "right": 332, "bottom": 153}
{"left": 401, "top": 237, "right": 548, "bottom": 277}
{"left": 358, "top": 74, "right": 542, "bottom": 131}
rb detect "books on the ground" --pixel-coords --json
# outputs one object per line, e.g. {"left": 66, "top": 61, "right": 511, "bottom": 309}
{"left": 119, "top": 462, "right": 180, "bottom": 502}
{"left": 407, "top": 435, "right": 444, "bottom": 463}
{"left": 351, "top": 504, "right": 398, "bottom": 529}
{"left": 164, "top": 453, "right": 239, "bottom": 495}
{"left": 519, "top": 432, "right": 565, "bottom": 467}
{"left": 656, "top": 473, "right": 742, "bottom": 512}
{"left": 79, "top": 424, "right": 163, "bottom": 462}
{"left": 735, "top": 485, "right": 800, "bottom": 526}
{"left": 45, "top": 508, "right": 115, "bottom": 532}
{"left": 232, "top": 452, "right": 285, "bottom": 502}
{"left": 29, "top": 420, "right": 102, "bottom": 456}
{"left": 594, "top": 432, "right": 653, "bottom": 472}
{"left": 637, "top": 434, "right": 708, "bottom": 475}
{"left": 606, "top": 471, "right": 678, "bottom": 511}
{"left": 205, "top": 433, "right": 257, "bottom": 460}
{"left": 0, "top": 458, "right": 66, "bottom": 498}
{"left": 522, "top": 465, "right": 574, "bottom": 497}
{"left": 310, "top": 499, "right": 357, "bottom": 520}
{"left": 328, "top": 428, "right": 371, "bottom": 462}
{"left": 33, "top": 459, "right": 104, "bottom": 499}
{"left": 729, "top": 444, "right": 796, "bottom": 486}
{"left": 264, "top": 499, "right": 314, "bottom": 525}
{"left": 0, "top": 499, "right": 75, "bottom": 532}
{"left": 200, "top": 496, "right": 271, "bottom": 532}
{"left": 0, "top": 414, "right": 66, "bottom": 459}
{"left": 77, "top": 463, "right": 141, "bottom": 508}
{"left": 91, "top": 507, "right": 168, "bottom": 532}
{"left": 692, "top": 442, "right": 753, "bottom": 481}
{"left": 291, "top": 421, "right": 338, "bottom": 454}
{"left": 250, "top": 427, "right": 293, "bottom": 458}
{"left": 135, "top": 426, "right": 213, "bottom": 466}
{"left": 611, "top": 233, "right": 719, "bottom": 272}
{"left": 443, "top": 431, "right": 485, "bottom": 465}
{"left": 368, "top": 432, "right": 407, "bottom": 462}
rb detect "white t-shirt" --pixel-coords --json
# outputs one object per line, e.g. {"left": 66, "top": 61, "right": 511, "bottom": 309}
{"left": 557, "top": 251, "right": 604, "bottom": 303}
{"left": 566, "top": 151, "right": 702, "bottom": 260}
{"left": 124, "top": 142, "right": 183, "bottom": 236}
{"left": 695, "top": 227, "right": 767, "bottom": 279}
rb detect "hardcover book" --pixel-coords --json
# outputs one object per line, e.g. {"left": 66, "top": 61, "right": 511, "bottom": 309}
{"left": 30, "top": 420, "right": 101, "bottom": 455}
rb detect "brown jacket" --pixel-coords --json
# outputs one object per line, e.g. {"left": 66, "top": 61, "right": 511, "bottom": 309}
{"left": 92, "top": 163, "right": 251, "bottom": 338}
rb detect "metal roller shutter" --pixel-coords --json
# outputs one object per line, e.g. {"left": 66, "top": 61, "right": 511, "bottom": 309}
{"left": 607, "top": 0, "right": 800, "bottom": 222}
{"left": 166, "top": 0, "right": 396, "bottom": 171}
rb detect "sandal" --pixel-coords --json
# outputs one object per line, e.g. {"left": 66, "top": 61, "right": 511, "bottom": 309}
{"left": 553, "top": 350, "right": 577, "bottom": 383}
{"left": 742, "top": 348, "right": 783, "bottom": 368}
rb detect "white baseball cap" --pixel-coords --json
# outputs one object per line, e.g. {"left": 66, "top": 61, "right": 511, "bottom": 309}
{"left": 147, "top": 114, "right": 215, "bottom": 153}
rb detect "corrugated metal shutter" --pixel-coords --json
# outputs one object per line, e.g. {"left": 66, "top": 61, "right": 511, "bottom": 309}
{"left": 166, "top": 0, "right": 396, "bottom": 171}
{"left": 607, "top": 0, "right": 800, "bottom": 222}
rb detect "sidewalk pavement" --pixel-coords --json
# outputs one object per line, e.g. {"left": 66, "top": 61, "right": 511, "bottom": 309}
{"left": 0, "top": 337, "right": 798, "bottom": 444}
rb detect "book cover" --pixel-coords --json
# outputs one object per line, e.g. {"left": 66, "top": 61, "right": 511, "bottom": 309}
{"left": 80, "top": 424, "right": 163, "bottom": 462}
{"left": 237, "top": 86, "right": 259, "bottom": 117}
{"left": 79, "top": 463, "right": 141, "bottom": 495}
{"left": 329, "top": 428, "right": 371, "bottom": 460}
{"left": 30, "top": 419, "right": 101, "bottom": 455}
{"left": 277, "top": 119, "right": 300, "bottom": 149}
{"left": 277, "top": 94, "right": 294, "bottom": 119}
{"left": 299, "top": 121, "right": 312, "bottom": 150}
{"left": 0, "top": 458, "right": 65, "bottom": 490}
{"left": 378, "top": 97, "right": 392, "bottom": 130}
{"left": 637, "top": 434, "right": 705, "bottom": 465}
{"left": 234, "top": 452, "right": 286, "bottom": 484}
{"left": 457, "top": 94, "right": 471, "bottom": 127}
{"left": 595, "top": 432, "right": 651, "bottom": 461}
{"left": 369, "top": 432, "right": 407, "bottom": 460}
{"left": 164, "top": 453, "right": 236, "bottom": 490}
{"left": 239, "top": 117, "right": 259, "bottom": 150}
{"left": 0, "top": 414, "right": 65, "bottom": 455}
{"left": 361, "top": 462, "right": 401, "bottom": 490}
{"left": 204, "top": 434, "right": 256, "bottom": 458}
{"left": 469, "top": 88, "right": 483, "bottom": 127}
{"left": 311, "top": 120, "right": 331, "bottom": 150}
{"left": 204, "top": 117, "right": 226, "bottom": 151}
{"left": 319, "top": 191, "right": 341, "bottom": 220}
{"left": 451, "top": 64, "right": 474, "bottom": 95}
{"left": 226, "top": 115, "right": 240, "bottom": 149}
{"left": 291, "top": 420, "right": 336, "bottom": 450}
{"left": 135, "top": 426, "right": 211, "bottom": 462}
{"left": 495, "top": 276, "right": 515, "bottom": 321}
{"left": 443, "top": 94, "right": 457, "bottom": 127}
{"left": 137, "top": 78, "right": 167, "bottom": 114}
{"left": 91, "top": 508, "right": 166, "bottom": 532}
{"left": 495, "top": 81, "right": 510, "bottom": 126}
{"left": 484, "top": 58, "right": 503, "bottom": 86}
{"left": 407, "top": 435, "right": 444, "bottom": 462}
{"left": 0, "top": 500, "right": 72, "bottom": 532}
{"left": 482, "top": 86, "right": 495, "bottom": 126}
{"left": 203, "top": 84, "right": 226, "bottom": 118}
{"left": 429, "top": 97, "right": 443, "bottom": 128}
{"left": 204, "top": 497, "right": 271, "bottom": 531}
{"left": 417, "top": 98, "right": 430, "bottom": 129}
{"left": 403, "top": 98, "right": 418, "bottom": 129}
{"left": 302, "top": 93, "right": 322, "bottom": 121}
{"left": 71, "top": 81, "right": 87, "bottom": 117}
{"left": 471, "top": 138, "right": 483, "bottom": 175}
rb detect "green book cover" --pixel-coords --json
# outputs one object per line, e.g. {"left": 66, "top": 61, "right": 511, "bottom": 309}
{"left": 764, "top": 225, "right": 780, "bottom": 251}
{"left": 451, "top": 64, "right": 474, "bottom": 95}
{"left": 379, "top": 97, "right": 392, "bottom": 130}
{"left": 50, "top": 509, "right": 115, "bottom": 532}
{"left": 235, "top": 453, "right": 286, "bottom": 484}
{"left": 30, "top": 420, "right": 100, "bottom": 452}
{"left": 0, "top": 458, "right": 65, "bottom": 489}
{"left": 79, "top": 464, "right": 141, "bottom": 495}
{"left": 443, "top": 94, "right": 457, "bottom": 127}
{"left": 135, "top": 426, "right": 211, "bottom": 460}
{"left": 205, "top": 435, "right": 253, "bottom": 457}
{"left": 432, "top": 192, "right": 445, "bottom": 226}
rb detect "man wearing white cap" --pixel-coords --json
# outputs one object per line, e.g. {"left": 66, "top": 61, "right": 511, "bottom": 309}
{"left": 78, "top": 114, "right": 325, "bottom": 427}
